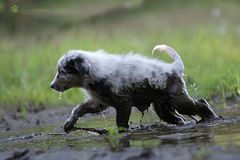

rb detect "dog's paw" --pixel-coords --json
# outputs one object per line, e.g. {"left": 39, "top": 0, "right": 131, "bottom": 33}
{"left": 197, "top": 115, "right": 223, "bottom": 124}
{"left": 117, "top": 126, "right": 129, "bottom": 133}
{"left": 64, "top": 118, "right": 76, "bottom": 133}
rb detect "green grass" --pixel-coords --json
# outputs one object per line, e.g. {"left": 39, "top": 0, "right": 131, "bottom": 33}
{"left": 0, "top": 0, "right": 239, "bottom": 108}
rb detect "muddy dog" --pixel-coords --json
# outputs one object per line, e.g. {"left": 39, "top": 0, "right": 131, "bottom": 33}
{"left": 50, "top": 44, "right": 219, "bottom": 133}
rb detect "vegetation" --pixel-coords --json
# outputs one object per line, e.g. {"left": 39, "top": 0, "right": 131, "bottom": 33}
{"left": 0, "top": 0, "right": 239, "bottom": 108}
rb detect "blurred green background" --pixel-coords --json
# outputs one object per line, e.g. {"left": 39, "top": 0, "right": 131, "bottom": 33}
{"left": 0, "top": 0, "right": 239, "bottom": 109}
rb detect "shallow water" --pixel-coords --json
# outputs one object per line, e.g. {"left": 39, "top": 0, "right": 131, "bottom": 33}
{"left": 0, "top": 107, "right": 240, "bottom": 160}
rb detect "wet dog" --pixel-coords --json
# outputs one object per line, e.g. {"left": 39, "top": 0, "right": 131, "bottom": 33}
{"left": 50, "top": 44, "right": 219, "bottom": 133}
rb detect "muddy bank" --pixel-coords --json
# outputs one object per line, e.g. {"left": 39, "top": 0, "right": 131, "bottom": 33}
{"left": 0, "top": 107, "right": 71, "bottom": 131}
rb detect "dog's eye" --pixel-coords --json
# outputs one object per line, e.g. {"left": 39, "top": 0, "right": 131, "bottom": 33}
{"left": 64, "top": 65, "right": 78, "bottom": 74}
{"left": 66, "top": 69, "right": 78, "bottom": 74}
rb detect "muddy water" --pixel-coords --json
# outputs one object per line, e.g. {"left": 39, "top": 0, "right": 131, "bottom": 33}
{"left": 0, "top": 106, "right": 240, "bottom": 160}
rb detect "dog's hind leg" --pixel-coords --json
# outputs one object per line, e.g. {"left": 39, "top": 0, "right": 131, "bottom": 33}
{"left": 64, "top": 100, "right": 107, "bottom": 133}
{"left": 170, "top": 94, "right": 219, "bottom": 122}
{"left": 153, "top": 102, "right": 186, "bottom": 125}
{"left": 194, "top": 98, "right": 219, "bottom": 121}
{"left": 166, "top": 74, "right": 219, "bottom": 122}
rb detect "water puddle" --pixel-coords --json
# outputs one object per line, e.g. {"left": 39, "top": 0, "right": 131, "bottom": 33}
{"left": 0, "top": 107, "right": 240, "bottom": 160}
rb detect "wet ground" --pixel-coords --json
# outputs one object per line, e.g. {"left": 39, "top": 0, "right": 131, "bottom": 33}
{"left": 0, "top": 103, "right": 240, "bottom": 160}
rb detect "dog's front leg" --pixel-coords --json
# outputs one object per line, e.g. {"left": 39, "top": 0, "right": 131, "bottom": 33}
{"left": 115, "top": 106, "right": 132, "bottom": 132}
{"left": 64, "top": 100, "right": 107, "bottom": 133}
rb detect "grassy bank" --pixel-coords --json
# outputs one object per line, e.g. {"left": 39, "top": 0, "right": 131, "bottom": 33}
{"left": 0, "top": 0, "right": 239, "bottom": 108}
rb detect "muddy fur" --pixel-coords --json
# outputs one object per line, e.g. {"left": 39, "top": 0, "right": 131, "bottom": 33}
{"left": 50, "top": 44, "right": 219, "bottom": 133}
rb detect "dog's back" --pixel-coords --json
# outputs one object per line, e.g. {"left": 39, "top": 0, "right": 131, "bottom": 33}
{"left": 82, "top": 47, "right": 183, "bottom": 92}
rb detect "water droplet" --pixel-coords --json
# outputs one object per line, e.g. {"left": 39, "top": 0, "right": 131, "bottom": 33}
{"left": 59, "top": 92, "right": 62, "bottom": 100}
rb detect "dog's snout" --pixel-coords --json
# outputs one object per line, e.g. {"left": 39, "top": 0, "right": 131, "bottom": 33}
{"left": 50, "top": 83, "right": 55, "bottom": 89}
{"left": 50, "top": 81, "right": 64, "bottom": 92}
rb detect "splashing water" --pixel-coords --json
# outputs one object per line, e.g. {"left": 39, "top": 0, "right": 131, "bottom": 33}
{"left": 101, "top": 112, "right": 107, "bottom": 123}
{"left": 59, "top": 92, "right": 62, "bottom": 100}
{"left": 190, "top": 83, "right": 198, "bottom": 92}
{"left": 97, "top": 106, "right": 107, "bottom": 124}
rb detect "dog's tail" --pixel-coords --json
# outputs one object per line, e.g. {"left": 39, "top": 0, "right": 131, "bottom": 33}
{"left": 152, "top": 44, "right": 184, "bottom": 74}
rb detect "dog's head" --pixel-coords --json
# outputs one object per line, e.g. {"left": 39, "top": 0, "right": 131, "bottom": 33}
{"left": 50, "top": 51, "right": 92, "bottom": 92}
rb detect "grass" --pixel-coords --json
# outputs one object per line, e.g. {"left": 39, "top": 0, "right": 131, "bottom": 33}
{"left": 0, "top": 0, "right": 239, "bottom": 108}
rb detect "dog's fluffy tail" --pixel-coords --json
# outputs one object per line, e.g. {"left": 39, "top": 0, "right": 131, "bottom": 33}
{"left": 152, "top": 44, "right": 184, "bottom": 74}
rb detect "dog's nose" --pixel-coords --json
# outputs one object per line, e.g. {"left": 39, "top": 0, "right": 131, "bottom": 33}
{"left": 50, "top": 83, "right": 55, "bottom": 89}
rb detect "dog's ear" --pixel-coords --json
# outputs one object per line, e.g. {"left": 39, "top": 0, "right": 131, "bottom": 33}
{"left": 73, "top": 57, "right": 92, "bottom": 75}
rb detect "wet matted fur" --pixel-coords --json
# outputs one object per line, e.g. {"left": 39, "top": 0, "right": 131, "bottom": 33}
{"left": 50, "top": 44, "right": 219, "bottom": 133}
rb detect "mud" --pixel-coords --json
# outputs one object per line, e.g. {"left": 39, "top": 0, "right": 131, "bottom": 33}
{"left": 2, "top": 145, "right": 240, "bottom": 160}
{"left": 0, "top": 107, "right": 72, "bottom": 131}
{"left": 0, "top": 104, "right": 240, "bottom": 160}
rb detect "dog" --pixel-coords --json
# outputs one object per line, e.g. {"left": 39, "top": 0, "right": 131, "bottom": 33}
{"left": 50, "top": 44, "right": 219, "bottom": 133}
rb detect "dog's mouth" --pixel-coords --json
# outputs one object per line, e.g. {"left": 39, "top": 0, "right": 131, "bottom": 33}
{"left": 50, "top": 83, "right": 71, "bottom": 92}
{"left": 56, "top": 86, "right": 71, "bottom": 92}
